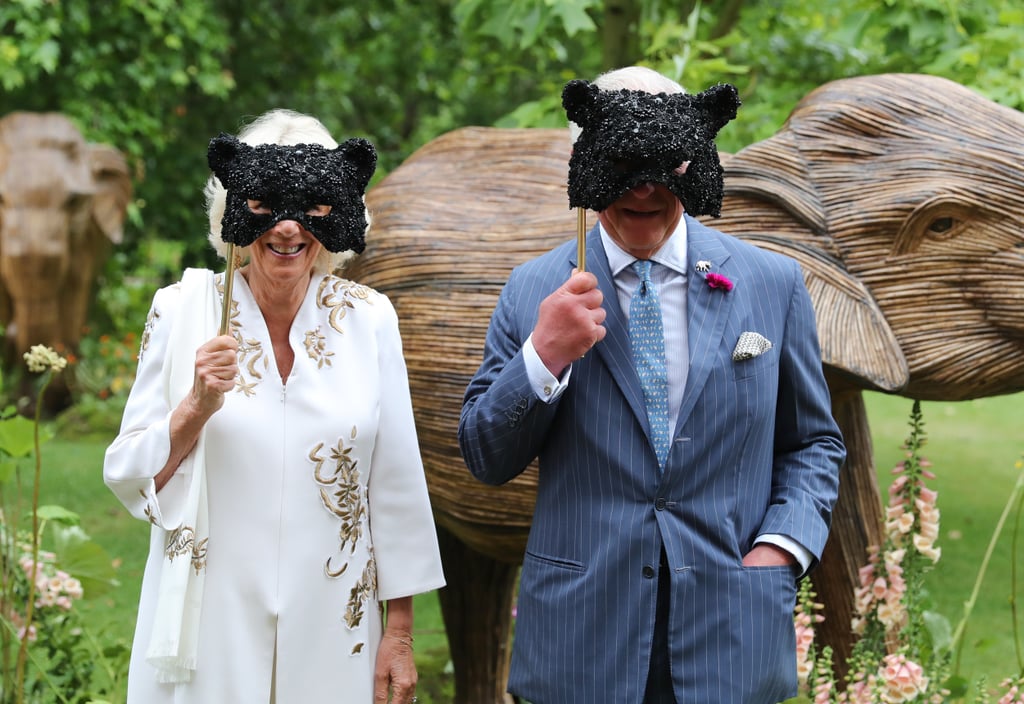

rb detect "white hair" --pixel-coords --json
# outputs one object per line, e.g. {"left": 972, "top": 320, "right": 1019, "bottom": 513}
{"left": 568, "top": 66, "right": 686, "bottom": 143}
{"left": 204, "top": 108, "right": 364, "bottom": 273}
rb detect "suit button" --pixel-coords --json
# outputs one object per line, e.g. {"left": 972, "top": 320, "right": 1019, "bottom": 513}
{"left": 654, "top": 498, "right": 666, "bottom": 511}
{"left": 642, "top": 565, "right": 656, "bottom": 579}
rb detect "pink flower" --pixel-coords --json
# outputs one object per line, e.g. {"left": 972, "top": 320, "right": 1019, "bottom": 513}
{"left": 879, "top": 653, "right": 928, "bottom": 702}
{"left": 997, "top": 677, "right": 1024, "bottom": 704}
{"left": 705, "top": 272, "right": 733, "bottom": 291}
{"left": 813, "top": 674, "right": 833, "bottom": 704}
{"left": 857, "top": 563, "right": 876, "bottom": 587}
{"left": 913, "top": 534, "right": 942, "bottom": 562}
{"left": 888, "top": 476, "right": 910, "bottom": 498}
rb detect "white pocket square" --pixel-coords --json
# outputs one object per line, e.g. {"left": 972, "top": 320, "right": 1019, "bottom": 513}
{"left": 732, "top": 331, "right": 773, "bottom": 361}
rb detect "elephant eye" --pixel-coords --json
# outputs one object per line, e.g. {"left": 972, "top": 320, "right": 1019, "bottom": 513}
{"left": 891, "top": 197, "right": 974, "bottom": 255}
{"left": 64, "top": 193, "right": 89, "bottom": 211}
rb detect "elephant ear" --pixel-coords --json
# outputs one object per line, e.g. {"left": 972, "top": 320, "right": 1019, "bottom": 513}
{"left": 741, "top": 233, "right": 909, "bottom": 392}
{"left": 715, "top": 128, "right": 906, "bottom": 389}
{"left": 336, "top": 138, "right": 377, "bottom": 192}
{"left": 207, "top": 132, "right": 247, "bottom": 186}
{"left": 562, "top": 79, "right": 599, "bottom": 130}
{"left": 86, "top": 144, "right": 132, "bottom": 244}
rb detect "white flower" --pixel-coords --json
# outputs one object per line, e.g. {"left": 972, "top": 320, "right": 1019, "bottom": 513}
{"left": 63, "top": 577, "right": 84, "bottom": 599}
{"left": 23, "top": 345, "right": 67, "bottom": 373}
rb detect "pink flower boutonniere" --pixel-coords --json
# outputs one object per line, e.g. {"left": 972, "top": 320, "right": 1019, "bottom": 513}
{"left": 705, "top": 272, "right": 734, "bottom": 292}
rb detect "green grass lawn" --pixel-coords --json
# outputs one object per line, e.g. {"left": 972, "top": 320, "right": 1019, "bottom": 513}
{"left": 29, "top": 390, "right": 1024, "bottom": 701}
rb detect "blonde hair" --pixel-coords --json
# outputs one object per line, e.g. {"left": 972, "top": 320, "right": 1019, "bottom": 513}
{"left": 568, "top": 66, "right": 686, "bottom": 143}
{"left": 205, "top": 109, "right": 364, "bottom": 273}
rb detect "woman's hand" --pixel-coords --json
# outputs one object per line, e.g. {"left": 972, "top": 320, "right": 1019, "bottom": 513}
{"left": 375, "top": 596, "right": 417, "bottom": 703}
{"left": 190, "top": 334, "right": 239, "bottom": 415}
{"left": 373, "top": 629, "right": 417, "bottom": 703}
{"left": 155, "top": 334, "right": 239, "bottom": 492}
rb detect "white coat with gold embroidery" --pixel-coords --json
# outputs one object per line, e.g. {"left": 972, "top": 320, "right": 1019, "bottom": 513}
{"left": 104, "top": 270, "right": 445, "bottom": 703}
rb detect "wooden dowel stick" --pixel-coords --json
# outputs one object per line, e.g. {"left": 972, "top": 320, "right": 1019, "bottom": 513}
{"left": 576, "top": 207, "right": 586, "bottom": 272}
{"left": 220, "top": 243, "right": 236, "bottom": 335}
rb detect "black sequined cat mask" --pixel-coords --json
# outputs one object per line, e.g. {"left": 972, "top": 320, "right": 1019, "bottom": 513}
{"left": 207, "top": 133, "right": 377, "bottom": 253}
{"left": 562, "top": 79, "right": 740, "bottom": 216}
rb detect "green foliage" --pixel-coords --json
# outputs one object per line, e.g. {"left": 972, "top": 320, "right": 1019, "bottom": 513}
{"left": 2, "top": 0, "right": 1021, "bottom": 363}
{"left": 0, "top": 352, "right": 123, "bottom": 703}
{"left": 92, "top": 238, "right": 186, "bottom": 340}
{"left": 788, "top": 403, "right": 1024, "bottom": 703}
{"left": 66, "top": 332, "right": 138, "bottom": 409}
{"left": 455, "top": 0, "right": 599, "bottom": 49}
{"left": 847, "top": 0, "right": 1024, "bottom": 109}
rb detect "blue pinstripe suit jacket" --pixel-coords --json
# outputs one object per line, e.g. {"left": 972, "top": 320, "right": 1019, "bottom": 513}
{"left": 459, "top": 216, "right": 845, "bottom": 704}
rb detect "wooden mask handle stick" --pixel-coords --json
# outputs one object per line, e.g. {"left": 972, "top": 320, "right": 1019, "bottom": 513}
{"left": 220, "top": 242, "right": 236, "bottom": 336}
{"left": 576, "top": 207, "right": 586, "bottom": 272}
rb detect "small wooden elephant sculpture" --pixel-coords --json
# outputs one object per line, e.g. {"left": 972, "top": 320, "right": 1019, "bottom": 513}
{"left": 0, "top": 112, "right": 132, "bottom": 402}
{"left": 346, "top": 73, "right": 1024, "bottom": 702}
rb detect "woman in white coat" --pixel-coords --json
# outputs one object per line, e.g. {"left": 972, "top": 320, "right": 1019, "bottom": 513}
{"left": 104, "top": 109, "right": 444, "bottom": 704}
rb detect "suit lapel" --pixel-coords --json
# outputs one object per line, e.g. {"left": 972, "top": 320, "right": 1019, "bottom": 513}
{"left": 571, "top": 224, "right": 651, "bottom": 437}
{"left": 675, "top": 219, "right": 734, "bottom": 432}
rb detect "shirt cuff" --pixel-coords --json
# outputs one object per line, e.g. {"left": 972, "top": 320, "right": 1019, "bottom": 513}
{"left": 755, "top": 533, "right": 812, "bottom": 575}
{"left": 523, "top": 334, "right": 570, "bottom": 404}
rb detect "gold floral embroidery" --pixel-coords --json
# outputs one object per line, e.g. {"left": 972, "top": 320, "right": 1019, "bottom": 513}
{"left": 310, "top": 429, "right": 377, "bottom": 635}
{"left": 304, "top": 326, "right": 334, "bottom": 368}
{"left": 234, "top": 336, "right": 268, "bottom": 397}
{"left": 165, "top": 525, "right": 209, "bottom": 575}
{"left": 311, "top": 427, "right": 367, "bottom": 578}
{"left": 217, "top": 273, "right": 267, "bottom": 396}
{"left": 344, "top": 555, "right": 377, "bottom": 630}
{"left": 140, "top": 489, "right": 157, "bottom": 525}
{"left": 316, "top": 276, "right": 374, "bottom": 334}
{"left": 139, "top": 308, "right": 160, "bottom": 363}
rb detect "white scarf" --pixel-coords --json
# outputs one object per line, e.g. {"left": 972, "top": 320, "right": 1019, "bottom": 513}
{"left": 146, "top": 268, "right": 219, "bottom": 683}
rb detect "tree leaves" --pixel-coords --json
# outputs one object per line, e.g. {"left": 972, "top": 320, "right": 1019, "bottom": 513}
{"left": 1, "top": 0, "right": 1020, "bottom": 343}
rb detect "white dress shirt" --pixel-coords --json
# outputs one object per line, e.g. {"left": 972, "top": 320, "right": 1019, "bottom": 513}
{"left": 522, "top": 217, "right": 688, "bottom": 414}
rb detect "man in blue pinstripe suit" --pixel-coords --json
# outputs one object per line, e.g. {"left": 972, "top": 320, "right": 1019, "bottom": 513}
{"left": 458, "top": 66, "right": 845, "bottom": 704}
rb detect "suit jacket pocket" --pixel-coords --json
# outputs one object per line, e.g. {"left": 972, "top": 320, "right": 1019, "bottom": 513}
{"left": 732, "top": 346, "right": 778, "bottom": 381}
{"left": 523, "top": 549, "right": 586, "bottom": 572}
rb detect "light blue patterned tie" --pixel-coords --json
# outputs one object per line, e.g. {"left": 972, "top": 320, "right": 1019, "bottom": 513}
{"left": 629, "top": 259, "right": 670, "bottom": 469}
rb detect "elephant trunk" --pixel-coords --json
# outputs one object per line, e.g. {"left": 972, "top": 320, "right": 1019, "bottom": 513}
{"left": 0, "top": 207, "right": 71, "bottom": 359}
{"left": 6, "top": 292, "right": 63, "bottom": 355}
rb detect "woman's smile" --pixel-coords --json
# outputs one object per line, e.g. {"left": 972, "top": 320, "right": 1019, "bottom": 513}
{"left": 268, "top": 242, "right": 305, "bottom": 255}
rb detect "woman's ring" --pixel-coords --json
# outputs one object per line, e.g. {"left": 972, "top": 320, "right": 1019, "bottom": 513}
{"left": 410, "top": 698, "right": 418, "bottom": 703}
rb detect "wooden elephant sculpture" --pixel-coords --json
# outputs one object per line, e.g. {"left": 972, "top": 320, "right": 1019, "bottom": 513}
{"left": 0, "top": 112, "right": 132, "bottom": 404}
{"left": 345, "top": 73, "right": 1024, "bottom": 702}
